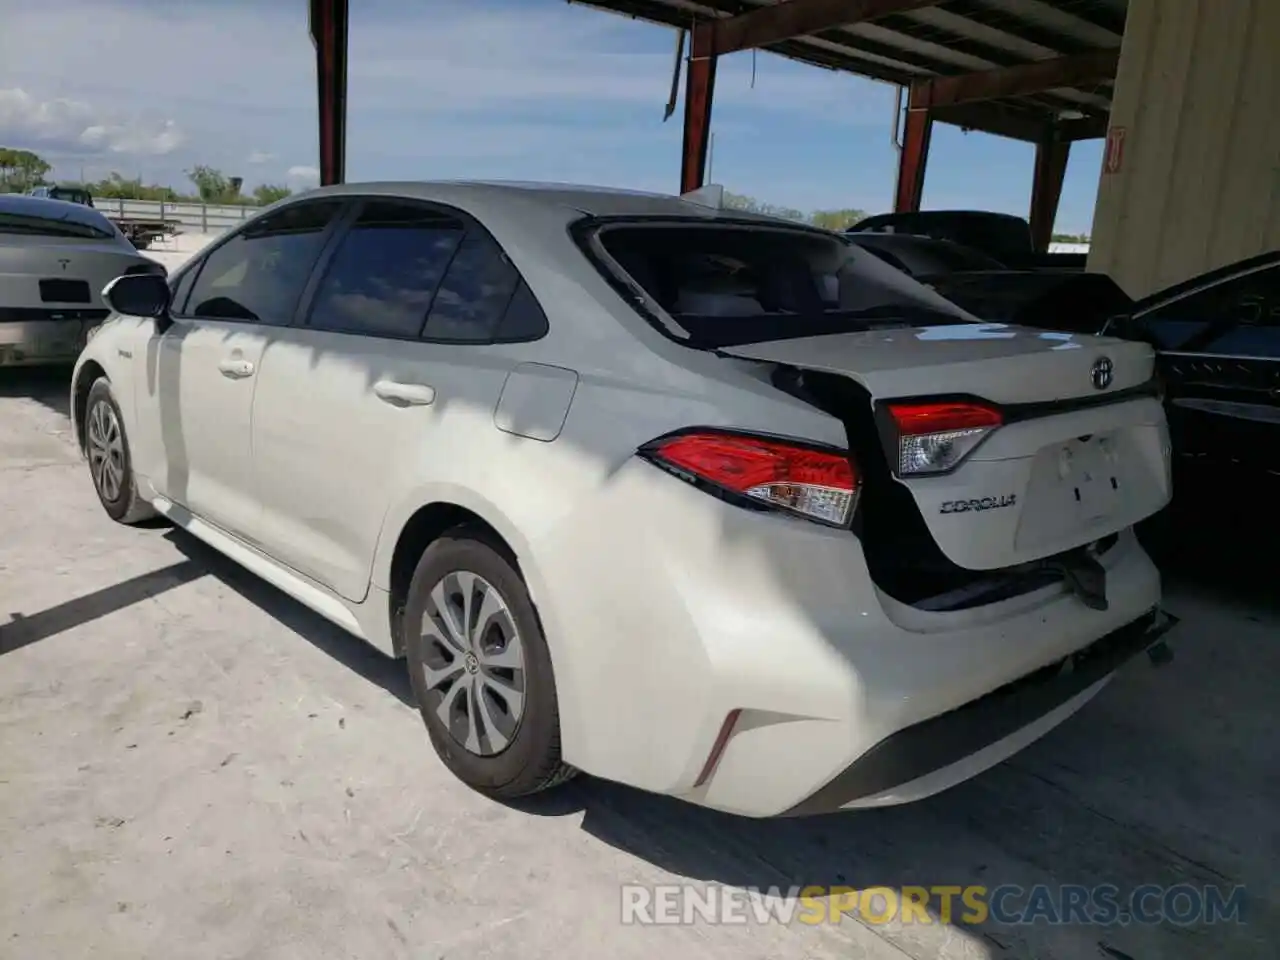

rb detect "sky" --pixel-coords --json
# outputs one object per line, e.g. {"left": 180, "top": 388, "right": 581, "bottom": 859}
{"left": 0, "top": 0, "right": 1103, "bottom": 233}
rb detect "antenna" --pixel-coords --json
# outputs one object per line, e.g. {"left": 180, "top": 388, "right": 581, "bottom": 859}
{"left": 680, "top": 183, "right": 725, "bottom": 209}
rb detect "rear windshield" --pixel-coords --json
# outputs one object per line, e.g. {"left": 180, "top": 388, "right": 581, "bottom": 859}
{"left": 0, "top": 210, "right": 115, "bottom": 241}
{"left": 587, "top": 220, "right": 978, "bottom": 349}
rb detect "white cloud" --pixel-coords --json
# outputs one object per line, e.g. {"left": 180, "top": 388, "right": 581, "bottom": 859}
{"left": 0, "top": 0, "right": 900, "bottom": 211}
{"left": 286, "top": 165, "right": 320, "bottom": 186}
{"left": 0, "top": 87, "right": 185, "bottom": 156}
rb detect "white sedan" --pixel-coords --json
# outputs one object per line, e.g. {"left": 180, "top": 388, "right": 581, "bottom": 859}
{"left": 72, "top": 181, "right": 1176, "bottom": 817}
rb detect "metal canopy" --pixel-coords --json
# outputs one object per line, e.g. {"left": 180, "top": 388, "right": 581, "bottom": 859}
{"left": 569, "top": 0, "right": 1126, "bottom": 143}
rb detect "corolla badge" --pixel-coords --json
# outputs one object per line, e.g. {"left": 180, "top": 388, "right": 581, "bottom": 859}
{"left": 1091, "top": 356, "right": 1114, "bottom": 390}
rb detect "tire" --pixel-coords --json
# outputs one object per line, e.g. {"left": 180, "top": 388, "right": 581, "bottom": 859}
{"left": 84, "top": 377, "right": 156, "bottom": 524}
{"left": 404, "top": 528, "right": 576, "bottom": 799}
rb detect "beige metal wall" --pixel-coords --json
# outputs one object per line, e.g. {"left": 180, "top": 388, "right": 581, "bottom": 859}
{"left": 1088, "top": 0, "right": 1280, "bottom": 297}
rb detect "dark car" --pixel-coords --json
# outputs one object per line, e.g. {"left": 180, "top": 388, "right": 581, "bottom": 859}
{"left": 844, "top": 231, "right": 1007, "bottom": 277}
{"left": 849, "top": 210, "right": 1087, "bottom": 271}
{"left": 1103, "top": 251, "right": 1280, "bottom": 491}
{"left": 922, "top": 269, "right": 1137, "bottom": 335}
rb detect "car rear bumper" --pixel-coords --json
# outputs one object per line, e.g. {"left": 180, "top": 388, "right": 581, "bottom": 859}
{"left": 0, "top": 320, "right": 88, "bottom": 366}
{"left": 531, "top": 458, "right": 1169, "bottom": 818}
{"left": 779, "top": 606, "right": 1176, "bottom": 816}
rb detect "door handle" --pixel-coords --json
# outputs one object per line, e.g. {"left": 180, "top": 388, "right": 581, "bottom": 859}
{"left": 373, "top": 380, "right": 436, "bottom": 406}
{"left": 218, "top": 358, "right": 255, "bottom": 378}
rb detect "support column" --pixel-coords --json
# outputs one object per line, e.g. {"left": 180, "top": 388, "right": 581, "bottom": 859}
{"left": 894, "top": 83, "right": 933, "bottom": 213}
{"left": 310, "top": 0, "right": 349, "bottom": 187}
{"left": 1029, "top": 135, "right": 1071, "bottom": 253}
{"left": 680, "top": 24, "right": 717, "bottom": 195}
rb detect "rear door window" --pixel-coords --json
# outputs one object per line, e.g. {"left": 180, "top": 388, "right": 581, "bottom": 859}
{"left": 306, "top": 201, "right": 465, "bottom": 339}
{"left": 184, "top": 200, "right": 343, "bottom": 323}
{"left": 305, "top": 199, "right": 545, "bottom": 344}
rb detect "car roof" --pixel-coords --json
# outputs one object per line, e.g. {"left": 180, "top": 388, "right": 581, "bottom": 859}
{"left": 0, "top": 192, "right": 113, "bottom": 229}
{"left": 292, "top": 180, "right": 824, "bottom": 229}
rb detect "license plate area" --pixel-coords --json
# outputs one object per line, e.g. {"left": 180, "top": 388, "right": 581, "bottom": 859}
{"left": 1055, "top": 433, "right": 1122, "bottom": 523}
{"left": 39, "top": 279, "right": 91, "bottom": 303}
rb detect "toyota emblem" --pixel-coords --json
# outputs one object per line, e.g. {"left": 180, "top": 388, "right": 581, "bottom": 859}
{"left": 1091, "top": 356, "right": 1114, "bottom": 390}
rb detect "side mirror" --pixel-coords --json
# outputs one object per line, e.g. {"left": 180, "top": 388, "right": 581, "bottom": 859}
{"left": 103, "top": 274, "right": 173, "bottom": 330}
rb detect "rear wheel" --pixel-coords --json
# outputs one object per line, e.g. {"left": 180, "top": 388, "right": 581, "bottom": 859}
{"left": 404, "top": 529, "right": 575, "bottom": 798}
{"left": 84, "top": 377, "right": 155, "bottom": 524}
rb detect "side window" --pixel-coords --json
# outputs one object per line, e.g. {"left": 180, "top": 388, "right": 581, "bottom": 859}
{"left": 307, "top": 201, "right": 464, "bottom": 339}
{"left": 422, "top": 232, "right": 520, "bottom": 342}
{"left": 493, "top": 280, "right": 550, "bottom": 342}
{"left": 1141, "top": 264, "right": 1280, "bottom": 354}
{"left": 184, "top": 200, "right": 342, "bottom": 323}
{"left": 169, "top": 263, "right": 199, "bottom": 315}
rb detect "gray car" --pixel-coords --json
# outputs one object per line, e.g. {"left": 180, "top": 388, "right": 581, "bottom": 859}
{"left": 1, "top": 193, "right": 165, "bottom": 367}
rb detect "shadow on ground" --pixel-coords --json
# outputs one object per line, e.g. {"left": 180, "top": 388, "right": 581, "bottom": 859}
{"left": 0, "top": 365, "right": 73, "bottom": 419}
{"left": 136, "top": 503, "right": 1277, "bottom": 959}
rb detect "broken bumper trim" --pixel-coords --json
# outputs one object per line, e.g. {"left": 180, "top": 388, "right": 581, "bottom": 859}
{"left": 782, "top": 606, "right": 1178, "bottom": 816}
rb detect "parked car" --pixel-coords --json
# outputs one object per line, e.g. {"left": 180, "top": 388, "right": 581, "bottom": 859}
{"left": 850, "top": 210, "right": 1086, "bottom": 271}
{"left": 28, "top": 184, "right": 95, "bottom": 206}
{"left": 1, "top": 193, "right": 166, "bottom": 368}
{"left": 922, "top": 269, "right": 1137, "bottom": 335}
{"left": 72, "top": 182, "right": 1176, "bottom": 818}
{"left": 1100, "top": 252, "right": 1280, "bottom": 492}
{"left": 28, "top": 184, "right": 181, "bottom": 249}
{"left": 843, "top": 231, "right": 1007, "bottom": 277}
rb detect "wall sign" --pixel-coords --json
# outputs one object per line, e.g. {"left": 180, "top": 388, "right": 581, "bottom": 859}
{"left": 1104, "top": 126, "right": 1127, "bottom": 174}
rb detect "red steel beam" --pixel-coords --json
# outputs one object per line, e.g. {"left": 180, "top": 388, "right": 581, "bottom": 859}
{"left": 911, "top": 48, "right": 1118, "bottom": 110}
{"left": 1029, "top": 136, "right": 1071, "bottom": 253}
{"left": 310, "top": 0, "right": 349, "bottom": 186}
{"left": 680, "top": 24, "right": 718, "bottom": 194}
{"left": 894, "top": 92, "right": 932, "bottom": 213}
{"left": 713, "top": 0, "right": 941, "bottom": 56}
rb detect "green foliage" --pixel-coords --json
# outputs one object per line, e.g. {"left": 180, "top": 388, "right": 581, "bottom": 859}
{"left": 252, "top": 183, "right": 293, "bottom": 205}
{"left": 0, "top": 147, "right": 52, "bottom": 193}
{"left": 1051, "top": 232, "right": 1091, "bottom": 243}
{"left": 723, "top": 190, "right": 867, "bottom": 231}
{"left": 0, "top": 147, "right": 296, "bottom": 207}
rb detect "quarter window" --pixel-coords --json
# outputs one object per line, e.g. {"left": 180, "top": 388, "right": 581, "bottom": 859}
{"left": 184, "top": 200, "right": 342, "bottom": 323}
{"left": 307, "top": 201, "right": 464, "bottom": 339}
{"left": 422, "top": 232, "right": 520, "bottom": 342}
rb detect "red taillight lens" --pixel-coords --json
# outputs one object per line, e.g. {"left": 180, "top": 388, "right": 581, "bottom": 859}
{"left": 886, "top": 401, "right": 1003, "bottom": 476}
{"left": 643, "top": 430, "right": 860, "bottom": 527}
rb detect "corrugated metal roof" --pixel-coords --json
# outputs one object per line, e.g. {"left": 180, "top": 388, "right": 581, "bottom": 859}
{"left": 569, "top": 0, "right": 1127, "bottom": 140}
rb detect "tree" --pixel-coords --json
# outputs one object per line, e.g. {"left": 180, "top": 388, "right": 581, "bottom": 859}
{"left": 89, "top": 171, "right": 184, "bottom": 202}
{"left": 187, "top": 165, "right": 241, "bottom": 203}
{"left": 253, "top": 183, "right": 292, "bottom": 205}
{"left": 721, "top": 191, "right": 867, "bottom": 231}
{"left": 810, "top": 208, "right": 868, "bottom": 231}
{"left": 722, "top": 191, "right": 809, "bottom": 224}
{"left": 0, "top": 147, "right": 52, "bottom": 193}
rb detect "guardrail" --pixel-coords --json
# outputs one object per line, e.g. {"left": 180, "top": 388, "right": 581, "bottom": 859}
{"left": 90, "top": 197, "right": 259, "bottom": 233}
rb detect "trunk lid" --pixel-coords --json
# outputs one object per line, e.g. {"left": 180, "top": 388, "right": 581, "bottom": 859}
{"left": 722, "top": 323, "right": 1172, "bottom": 570}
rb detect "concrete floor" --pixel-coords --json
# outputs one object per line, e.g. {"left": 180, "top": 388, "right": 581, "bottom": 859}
{"left": 1, "top": 368, "right": 1275, "bottom": 960}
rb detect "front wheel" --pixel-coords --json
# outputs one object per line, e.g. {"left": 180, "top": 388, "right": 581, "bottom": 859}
{"left": 404, "top": 529, "right": 576, "bottom": 799}
{"left": 84, "top": 377, "right": 155, "bottom": 524}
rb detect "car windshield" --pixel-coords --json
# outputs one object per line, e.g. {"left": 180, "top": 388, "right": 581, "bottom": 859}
{"left": 0, "top": 210, "right": 114, "bottom": 240}
{"left": 587, "top": 220, "right": 979, "bottom": 349}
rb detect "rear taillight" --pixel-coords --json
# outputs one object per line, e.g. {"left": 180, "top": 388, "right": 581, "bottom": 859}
{"left": 885, "top": 401, "right": 1003, "bottom": 476}
{"left": 640, "top": 430, "right": 860, "bottom": 527}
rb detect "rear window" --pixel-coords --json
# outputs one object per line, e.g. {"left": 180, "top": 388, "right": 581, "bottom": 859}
{"left": 587, "top": 221, "right": 977, "bottom": 349}
{"left": 0, "top": 210, "right": 115, "bottom": 241}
